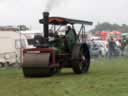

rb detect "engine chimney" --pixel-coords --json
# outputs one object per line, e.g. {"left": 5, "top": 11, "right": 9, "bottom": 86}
{"left": 43, "top": 12, "right": 49, "bottom": 39}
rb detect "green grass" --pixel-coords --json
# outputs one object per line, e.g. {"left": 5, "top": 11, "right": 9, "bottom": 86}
{"left": 0, "top": 57, "right": 128, "bottom": 96}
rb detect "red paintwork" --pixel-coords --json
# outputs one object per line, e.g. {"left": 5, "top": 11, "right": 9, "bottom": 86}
{"left": 100, "top": 31, "right": 122, "bottom": 41}
{"left": 101, "top": 31, "right": 108, "bottom": 40}
{"left": 49, "top": 18, "right": 64, "bottom": 23}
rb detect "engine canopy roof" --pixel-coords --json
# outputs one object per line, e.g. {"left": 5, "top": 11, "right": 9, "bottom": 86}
{"left": 39, "top": 17, "right": 93, "bottom": 25}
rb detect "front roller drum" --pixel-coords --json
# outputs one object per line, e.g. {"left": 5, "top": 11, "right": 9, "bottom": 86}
{"left": 22, "top": 53, "right": 56, "bottom": 77}
{"left": 22, "top": 67, "right": 55, "bottom": 77}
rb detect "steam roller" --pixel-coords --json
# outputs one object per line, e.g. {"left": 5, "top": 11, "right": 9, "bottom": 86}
{"left": 22, "top": 12, "right": 93, "bottom": 77}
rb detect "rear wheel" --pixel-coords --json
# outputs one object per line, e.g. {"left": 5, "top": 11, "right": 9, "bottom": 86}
{"left": 72, "top": 54, "right": 88, "bottom": 74}
{"left": 72, "top": 44, "right": 90, "bottom": 74}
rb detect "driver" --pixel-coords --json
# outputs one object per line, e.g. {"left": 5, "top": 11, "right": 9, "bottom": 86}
{"left": 65, "top": 24, "right": 72, "bottom": 34}
{"left": 64, "top": 24, "right": 77, "bottom": 52}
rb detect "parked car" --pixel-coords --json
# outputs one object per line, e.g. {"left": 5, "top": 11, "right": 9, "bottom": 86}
{"left": 123, "top": 45, "right": 128, "bottom": 56}
{"left": 89, "top": 40, "right": 108, "bottom": 57}
{"left": 113, "top": 46, "right": 122, "bottom": 56}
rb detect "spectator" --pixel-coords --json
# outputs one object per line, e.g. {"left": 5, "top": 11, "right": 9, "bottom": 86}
{"left": 123, "top": 43, "right": 128, "bottom": 56}
{"left": 108, "top": 37, "right": 116, "bottom": 57}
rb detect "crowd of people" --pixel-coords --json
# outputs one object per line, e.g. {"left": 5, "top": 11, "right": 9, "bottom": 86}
{"left": 88, "top": 36, "right": 128, "bottom": 58}
{"left": 107, "top": 36, "right": 128, "bottom": 57}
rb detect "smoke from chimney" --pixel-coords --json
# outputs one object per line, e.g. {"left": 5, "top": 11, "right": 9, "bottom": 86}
{"left": 45, "top": 0, "right": 67, "bottom": 11}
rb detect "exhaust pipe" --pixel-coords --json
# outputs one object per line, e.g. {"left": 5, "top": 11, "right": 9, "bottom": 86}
{"left": 43, "top": 12, "right": 49, "bottom": 39}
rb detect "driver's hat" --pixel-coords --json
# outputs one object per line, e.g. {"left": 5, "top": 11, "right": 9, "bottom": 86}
{"left": 67, "top": 24, "right": 72, "bottom": 27}
{"left": 66, "top": 24, "right": 72, "bottom": 30}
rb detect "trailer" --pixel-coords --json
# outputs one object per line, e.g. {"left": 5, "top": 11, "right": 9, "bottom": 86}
{"left": 0, "top": 31, "right": 28, "bottom": 67}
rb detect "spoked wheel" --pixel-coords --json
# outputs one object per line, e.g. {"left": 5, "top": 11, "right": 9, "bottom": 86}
{"left": 72, "top": 44, "right": 90, "bottom": 74}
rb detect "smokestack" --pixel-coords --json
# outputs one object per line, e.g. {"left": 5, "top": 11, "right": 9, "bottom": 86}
{"left": 43, "top": 12, "right": 49, "bottom": 39}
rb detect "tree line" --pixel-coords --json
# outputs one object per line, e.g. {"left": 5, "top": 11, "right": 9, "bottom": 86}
{"left": 90, "top": 22, "right": 128, "bottom": 33}
{"left": 0, "top": 25, "right": 30, "bottom": 31}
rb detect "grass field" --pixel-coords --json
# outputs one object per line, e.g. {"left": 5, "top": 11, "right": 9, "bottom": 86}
{"left": 0, "top": 57, "right": 128, "bottom": 96}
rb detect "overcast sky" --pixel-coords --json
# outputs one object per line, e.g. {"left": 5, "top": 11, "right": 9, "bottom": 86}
{"left": 0, "top": 0, "right": 128, "bottom": 31}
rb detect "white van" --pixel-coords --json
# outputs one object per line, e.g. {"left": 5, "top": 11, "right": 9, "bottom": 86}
{"left": 0, "top": 31, "right": 28, "bottom": 67}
